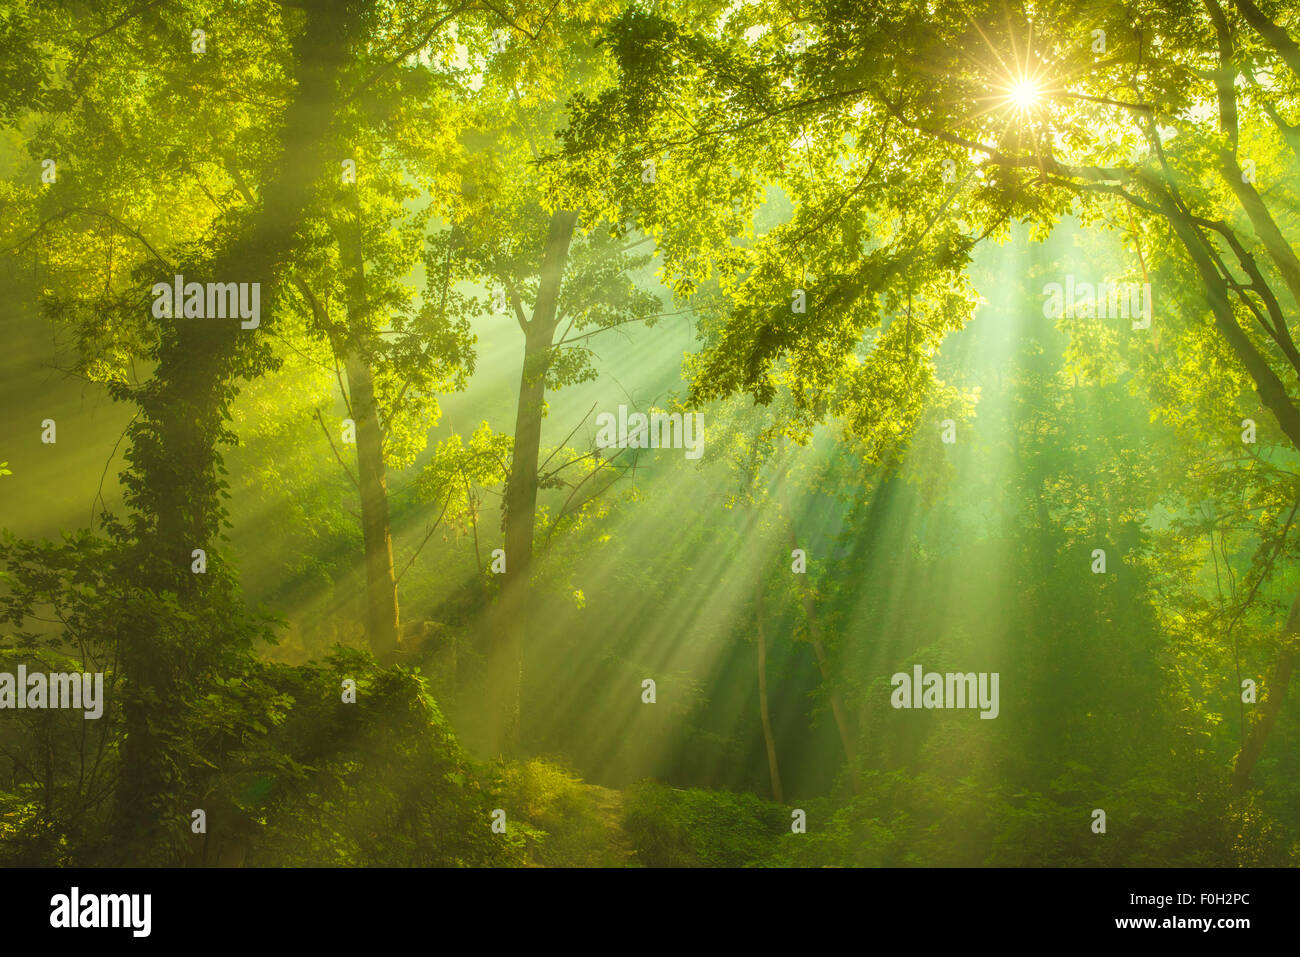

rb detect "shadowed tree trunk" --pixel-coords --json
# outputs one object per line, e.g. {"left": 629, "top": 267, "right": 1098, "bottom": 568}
{"left": 1231, "top": 588, "right": 1300, "bottom": 793}
{"left": 334, "top": 194, "right": 400, "bottom": 663}
{"left": 345, "top": 348, "right": 400, "bottom": 663}
{"left": 116, "top": 0, "right": 371, "bottom": 862}
{"left": 485, "top": 207, "right": 578, "bottom": 754}
{"left": 1232, "top": 0, "right": 1300, "bottom": 80}
{"left": 755, "top": 569, "right": 784, "bottom": 803}
{"left": 779, "top": 475, "right": 860, "bottom": 793}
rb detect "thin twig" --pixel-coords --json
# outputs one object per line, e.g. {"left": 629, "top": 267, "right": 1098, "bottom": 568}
{"left": 395, "top": 490, "right": 454, "bottom": 584}
{"left": 315, "top": 408, "right": 360, "bottom": 491}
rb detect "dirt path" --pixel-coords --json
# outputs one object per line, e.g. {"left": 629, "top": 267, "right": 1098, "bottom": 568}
{"left": 582, "top": 784, "right": 639, "bottom": 866}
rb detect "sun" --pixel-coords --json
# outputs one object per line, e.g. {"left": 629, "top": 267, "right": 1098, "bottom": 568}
{"left": 1009, "top": 78, "right": 1041, "bottom": 111}
{"left": 991, "top": 66, "right": 1050, "bottom": 118}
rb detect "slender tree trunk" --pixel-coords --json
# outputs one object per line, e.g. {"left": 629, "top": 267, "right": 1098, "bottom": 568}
{"left": 332, "top": 190, "right": 400, "bottom": 663}
{"left": 1220, "top": 154, "right": 1300, "bottom": 319}
{"left": 791, "top": 557, "right": 861, "bottom": 794}
{"left": 1231, "top": 588, "right": 1300, "bottom": 793}
{"left": 1155, "top": 186, "right": 1300, "bottom": 449}
{"left": 1148, "top": 185, "right": 1300, "bottom": 796}
{"left": 779, "top": 480, "right": 860, "bottom": 792}
{"left": 502, "top": 311, "right": 556, "bottom": 585}
{"left": 345, "top": 348, "right": 400, "bottom": 663}
{"left": 1232, "top": 0, "right": 1300, "bottom": 81}
{"left": 486, "top": 208, "right": 578, "bottom": 754}
{"left": 295, "top": 270, "right": 400, "bottom": 662}
{"left": 755, "top": 571, "right": 784, "bottom": 803}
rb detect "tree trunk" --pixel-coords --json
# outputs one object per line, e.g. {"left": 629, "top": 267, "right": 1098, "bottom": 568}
{"left": 332, "top": 188, "right": 400, "bottom": 663}
{"left": 780, "top": 480, "right": 861, "bottom": 792}
{"left": 1220, "top": 153, "right": 1300, "bottom": 319}
{"left": 1155, "top": 186, "right": 1300, "bottom": 450}
{"left": 345, "top": 348, "right": 400, "bottom": 663}
{"left": 793, "top": 561, "right": 862, "bottom": 795}
{"left": 1231, "top": 588, "right": 1300, "bottom": 793}
{"left": 1149, "top": 186, "right": 1300, "bottom": 797}
{"left": 755, "top": 571, "right": 785, "bottom": 803}
{"left": 115, "top": 0, "right": 367, "bottom": 862}
{"left": 1232, "top": 0, "right": 1300, "bottom": 81}
{"left": 486, "top": 208, "right": 578, "bottom": 754}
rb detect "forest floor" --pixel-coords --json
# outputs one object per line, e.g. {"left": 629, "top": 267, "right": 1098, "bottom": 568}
{"left": 580, "top": 784, "right": 639, "bottom": 866}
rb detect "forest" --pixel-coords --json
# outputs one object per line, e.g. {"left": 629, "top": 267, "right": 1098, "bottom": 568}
{"left": 1, "top": 0, "right": 1299, "bottom": 868}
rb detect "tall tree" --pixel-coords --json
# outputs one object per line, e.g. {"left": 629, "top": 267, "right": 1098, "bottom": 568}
{"left": 443, "top": 8, "right": 662, "bottom": 752}
{"left": 284, "top": 22, "right": 478, "bottom": 662}
{"left": 563, "top": 0, "right": 1300, "bottom": 792}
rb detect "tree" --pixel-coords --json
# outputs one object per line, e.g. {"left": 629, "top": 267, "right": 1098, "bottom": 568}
{"left": 438, "top": 8, "right": 664, "bottom": 752}
{"left": 561, "top": 0, "right": 1300, "bottom": 793}
{"left": 284, "top": 27, "right": 479, "bottom": 662}
{"left": 0, "top": 0, "right": 451, "bottom": 861}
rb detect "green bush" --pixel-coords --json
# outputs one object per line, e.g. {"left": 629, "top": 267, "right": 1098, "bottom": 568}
{"left": 490, "top": 758, "right": 626, "bottom": 867}
{"left": 622, "top": 781, "right": 786, "bottom": 867}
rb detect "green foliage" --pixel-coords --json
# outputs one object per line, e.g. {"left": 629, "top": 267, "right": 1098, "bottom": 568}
{"left": 0, "top": 531, "right": 513, "bottom": 866}
{"left": 765, "top": 768, "right": 1298, "bottom": 868}
{"left": 4, "top": 0, "right": 1300, "bottom": 869}
{"left": 622, "top": 781, "right": 786, "bottom": 867}
{"left": 489, "top": 758, "right": 626, "bottom": 867}
{"left": 234, "top": 650, "right": 511, "bottom": 867}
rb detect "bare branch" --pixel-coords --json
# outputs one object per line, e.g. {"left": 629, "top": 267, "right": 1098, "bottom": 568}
{"left": 314, "top": 408, "right": 360, "bottom": 492}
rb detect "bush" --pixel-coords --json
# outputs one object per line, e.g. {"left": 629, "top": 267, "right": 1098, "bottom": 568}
{"left": 622, "top": 781, "right": 786, "bottom": 867}
{"left": 489, "top": 758, "right": 626, "bottom": 867}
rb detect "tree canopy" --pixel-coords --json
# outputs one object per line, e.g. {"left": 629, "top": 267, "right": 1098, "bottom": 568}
{"left": 1, "top": 0, "right": 1299, "bottom": 870}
